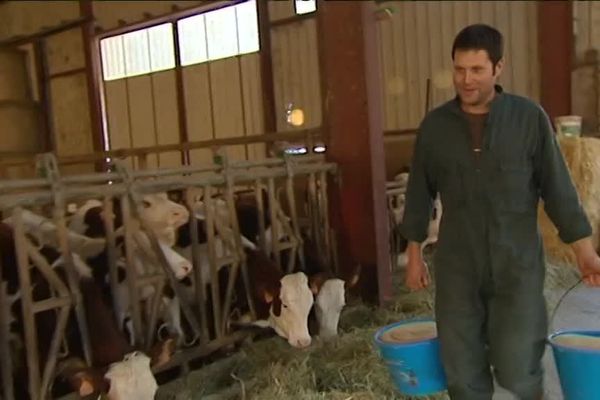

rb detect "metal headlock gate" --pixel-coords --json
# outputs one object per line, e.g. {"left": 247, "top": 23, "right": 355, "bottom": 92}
{"left": 0, "top": 152, "right": 337, "bottom": 400}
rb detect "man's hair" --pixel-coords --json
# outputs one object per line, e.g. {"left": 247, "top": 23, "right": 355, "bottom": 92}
{"left": 451, "top": 24, "right": 504, "bottom": 67}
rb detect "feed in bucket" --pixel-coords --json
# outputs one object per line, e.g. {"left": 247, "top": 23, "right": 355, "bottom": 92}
{"left": 548, "top": 330, "right": 600, "bottom": 400}
{"left": 374, "top": 319, "right": 446, "bottom": 396}
{"left": 554, "top": 115, "right": 582, "bottom": 137}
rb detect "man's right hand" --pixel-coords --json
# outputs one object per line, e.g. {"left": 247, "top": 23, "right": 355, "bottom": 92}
{"left": 405, "top": 241, "right": 430, "bottom": 290}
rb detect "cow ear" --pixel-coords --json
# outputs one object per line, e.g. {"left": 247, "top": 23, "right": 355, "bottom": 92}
{"left": 262, "top": 290, "right": 274, "bottom": 304}
{"left": 344, "top": 264, "right": 361, "bottom": 289}
{"left": 75, "top": 372, "right": 95, "bottom": 397}
{"left": 309, "top": 273, "right": 326, "bottom": 295}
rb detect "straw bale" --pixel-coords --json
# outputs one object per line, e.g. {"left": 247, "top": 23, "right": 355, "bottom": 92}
{"left": 538, "top": 136, "right": 600, "bottom": 267}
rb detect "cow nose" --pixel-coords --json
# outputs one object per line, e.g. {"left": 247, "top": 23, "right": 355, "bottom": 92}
{"left": 294, "top": 337, "right": 312, "bottom": 348}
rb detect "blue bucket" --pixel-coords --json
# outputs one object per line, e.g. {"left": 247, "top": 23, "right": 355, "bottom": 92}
{"left": 374, "top": 318, "right": 447, "bottom": 396}
{"left": 548, "top": 330, "right": 600, "bottom": 400}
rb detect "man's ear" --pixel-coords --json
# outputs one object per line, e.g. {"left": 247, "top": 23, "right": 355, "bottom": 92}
{"left": 493, "top": 57, "right": 505, "bottom": 78}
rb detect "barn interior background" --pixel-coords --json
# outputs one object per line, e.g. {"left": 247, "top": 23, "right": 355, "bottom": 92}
{"left": 0, "top": 1, "right": 598, "bottom": 399}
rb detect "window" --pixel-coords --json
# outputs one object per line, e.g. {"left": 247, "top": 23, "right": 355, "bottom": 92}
{"left": 295, "top": 0, "right": 317, "bottom": 15}
{"left": 100, "top": 1, "right": 259, "bottom": 79}
{"left": 101, "top": 23, "right": 174, "bottom": 81}
{"left": 178, "top": 0, "right": 259, "bottom": 66}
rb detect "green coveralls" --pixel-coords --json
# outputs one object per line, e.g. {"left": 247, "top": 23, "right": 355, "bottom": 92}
{"left": 400, "top": 86, "right": 592, "bottom": 400}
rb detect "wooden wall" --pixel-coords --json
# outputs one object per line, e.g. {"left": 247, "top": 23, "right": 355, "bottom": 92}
{"left": 376, "top": 1, "right": 540, "bottom": 132}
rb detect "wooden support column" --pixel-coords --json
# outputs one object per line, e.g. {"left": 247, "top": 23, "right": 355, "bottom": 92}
{"left": 257, "top": 0, "right": 278, "bottom": 136}
{"left": 317, "top": 1, "right": 391, "bottom": 305}
{"left": 538, "top": 1, "right": 573, "bottom": 120}
{"left": 80, "top": 0, "right": 106, "bottom": 170}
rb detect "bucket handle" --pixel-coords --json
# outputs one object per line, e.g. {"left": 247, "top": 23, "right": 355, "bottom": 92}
{"left": 548, "top": 277, "right": 583, "bottom": 339}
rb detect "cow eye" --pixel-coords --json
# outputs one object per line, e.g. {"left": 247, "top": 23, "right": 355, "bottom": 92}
{"left": 142, "top": 200, "right": 151, "bottom": 208}
{"left": 282, "top": 303, "right": 288, "bottom": 309}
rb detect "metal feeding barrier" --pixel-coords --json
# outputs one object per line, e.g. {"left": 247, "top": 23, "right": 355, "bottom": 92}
{"left": 0, "top": 152, "right": 337, "bottom": 400}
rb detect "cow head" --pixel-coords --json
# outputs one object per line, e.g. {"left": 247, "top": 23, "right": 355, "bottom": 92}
{"left": 309, "top": 265, "right": 360, "bottom": 340}
{"left": 263, "top": 272, "right": 314, "bottom": 348}
{"left": 138, "top": 193, "right": 189, "bottom": 246}
{"left": 104, "top": 351, "right": 158, "bottom": 400}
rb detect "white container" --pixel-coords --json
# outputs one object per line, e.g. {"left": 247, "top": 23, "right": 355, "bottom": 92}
{"left": 554, "top": 115, "right": 583, "bottom": 137}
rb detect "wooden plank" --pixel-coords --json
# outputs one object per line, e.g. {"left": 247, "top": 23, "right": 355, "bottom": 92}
{"left": 304, "top": 18, "right": 321, "bottom": 129}
{"left": 377, "top": 13, "right": 396, "bottom": 130}
{"left": 402, "top": 1, "right": 420, "bottom": 128}
{"left": 494, "top": 1, "right": 514, "bottom": 91}
{"left": 467, "top": 0, "right": 481, "bottom": 24}
{"left": 268, "top": 0, "right": 295, "bottom": 22}
{"left": 209, "top": 57, "right": 244, "bottom": 139}
{"left": 152, "top": 70, "right": 181, "bottom": 168}
{"left": 509, "top": 2, "right": 529, "bottom": 97}
{"left": 452, "top": 2, "right": 468, "bottom": 42}
{"left": 182, "top": 63, "right": 214, "bottom": 165}
{"left": 239, "top": 53, "right": 265, "bottom": 160}
{"left": 439, "top": 1, "right": 456, "bottom": 104}
{"left": 526, "top": 2, "right": 540, "bottom": 102}
{"left": 415, "top": 2, "right": 430, "bottom": 120}
{"left": 45, "top": 28, "right": 85, "bottom": 76}
{"left": 104, "top": 79, "right": 133, "bottom": 158}
{"left": 127, "top": 75, "right": 158, "bottom": 168}
{"left": 49, "top": 74, "right": 95, "bottom": 174}
{"left": 426, "top": 1, "right": 443, "bottom": 109}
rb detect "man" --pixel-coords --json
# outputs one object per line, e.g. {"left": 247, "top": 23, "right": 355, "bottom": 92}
{"left": 400, "top": 24, "right": 600, "bottom": 400}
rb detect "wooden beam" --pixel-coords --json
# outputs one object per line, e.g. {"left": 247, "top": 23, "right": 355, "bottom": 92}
{"left": 317, "top": 1, "right": 391, "bottom": 305}
{"left": 80, "top": 0, "right": 106, "bottom": 171}
{"left": 33, "top": 40, "right": 54, "bottom": 153}
{"left": 270, "top": 12, "right": 315, "bottom": 28}
{"left": 172, "top": 22, "right": 190, "bottom": 165}
{"left": 538, "top": 1, "right": 573, "bottom": 120}
{"left": 0, "top": 16, "right": 91, "bottom": 47}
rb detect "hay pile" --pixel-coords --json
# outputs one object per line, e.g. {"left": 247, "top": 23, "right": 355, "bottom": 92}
{"left": 156, "top": 270, "right": 445, "bottom": 400}
{"left": 538, "top": 136, "right": 600, "bottom": 267}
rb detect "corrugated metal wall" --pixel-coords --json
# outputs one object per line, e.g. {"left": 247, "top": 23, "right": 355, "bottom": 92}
{"left": 376, "top": 1, "right": 540, "bottom": 131}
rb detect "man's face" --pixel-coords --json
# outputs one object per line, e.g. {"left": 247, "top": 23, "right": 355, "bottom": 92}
{"left": 453, "top": 49, "right": 503, "bottom": 108}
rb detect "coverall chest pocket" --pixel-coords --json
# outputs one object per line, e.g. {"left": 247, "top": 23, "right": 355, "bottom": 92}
{"left": 495, "top": 162, "right": 536, "bottom": 213}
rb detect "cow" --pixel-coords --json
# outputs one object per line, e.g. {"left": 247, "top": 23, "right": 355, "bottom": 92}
{"left": 242, "top": 248, "right": 314, "bottom": 348}
{"left": 0, "top": 222, "right": 174, "bottom": 399}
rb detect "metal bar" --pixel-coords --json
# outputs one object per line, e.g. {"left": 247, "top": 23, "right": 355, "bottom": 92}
{"left": 285, "top": 158, "right": 305, "bottom": 271}
{"left": 39, "top": 304, "right": 70, "bottom": 398}
{"left": 186, "top": 189, "right": 210, "bottom": 343}
{"left": 203, "top": 185, "right": 222, "bottom": 338}
{"left": 120, "top": 195, "right": 145, "bottom": 346}
{"left": 0, "top": 163, "right": 337, "bottom": 210}
{"left": 0, "top": 282, "right": 15, "bottom": 400}
{"left": 12, "top": 208, "right": 41, "bottom": 400}
{"left": 255, "top": 181, "right": 267, "bottom": 253}
{"left": 151, "top": 329, "right": 251, "bottom": 375}
{"left": 31, "top": 297, "right": 71, "bottom": 314}
{"left": 145, "top": 281, "right": 164, "bottom": 350}
{"left": 267, "top": 177, "right": 280, "bottom": 266}
{"left": 319, "top": 170, "right": 332, "bottom": 269}
{"left": 25, "top": 241, "right": 69, "bottom": 296}
{"left": 0, "top": 130, "right": 324, "bottom": 170}
{"left": 102, "top": 196, "right": 121, "bottom": 317}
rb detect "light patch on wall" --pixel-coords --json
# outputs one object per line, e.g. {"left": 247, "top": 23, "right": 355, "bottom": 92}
{"left": 387, "top": 76, "right": 406, "bottom": 95}
{"left": 433, "top": 69, "right": 453, "bottom": 90}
